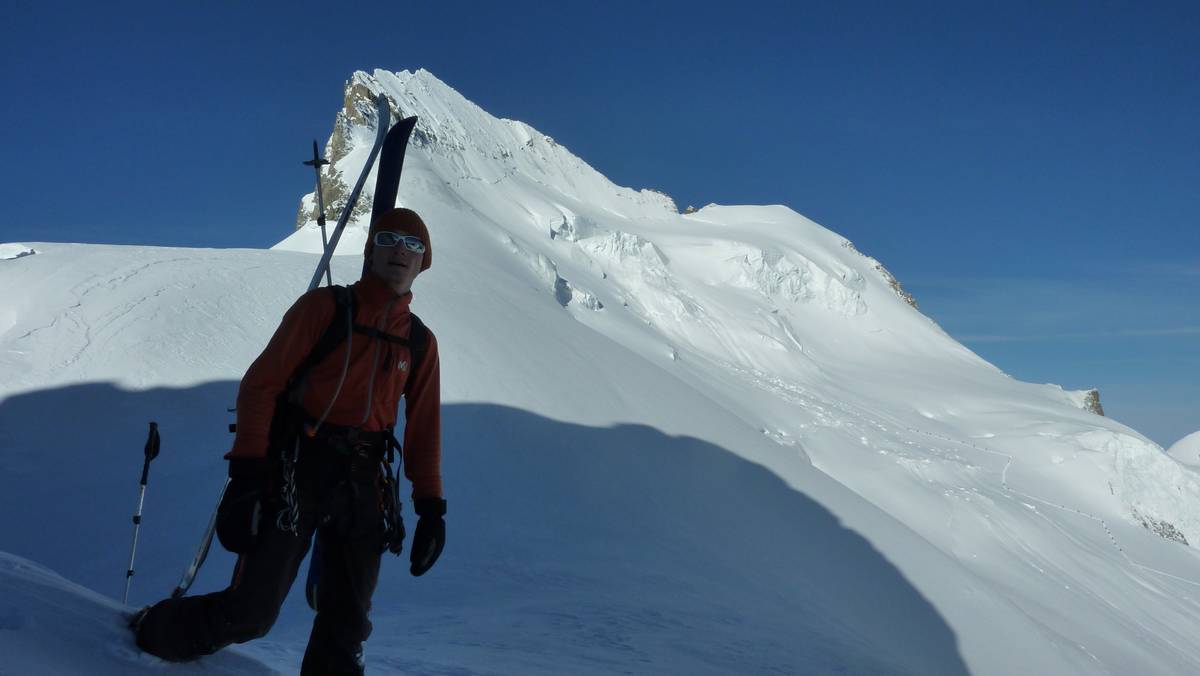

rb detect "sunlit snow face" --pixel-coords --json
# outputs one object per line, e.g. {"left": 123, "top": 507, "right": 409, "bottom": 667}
{"left": 368, "top": 231, "right": 424, "bottom": 294}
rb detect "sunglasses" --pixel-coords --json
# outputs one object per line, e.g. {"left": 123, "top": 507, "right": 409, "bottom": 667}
{"left": 373, "top": 231, "right": 426, "bottom": 254}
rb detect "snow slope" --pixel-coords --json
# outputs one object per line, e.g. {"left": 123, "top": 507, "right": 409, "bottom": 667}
{"left": 3, "top": 68, "right": 1200, "bottom": 674}
{"left": 0, "top": 552, "right": 275, "bottom": 674}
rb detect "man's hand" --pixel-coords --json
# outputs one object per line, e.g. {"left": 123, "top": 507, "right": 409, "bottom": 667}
{"left": 216, "top": 458, "right": 272, "bottom": 553}
{"left": 410, "top": 498, "right": 446, "bottom": 576}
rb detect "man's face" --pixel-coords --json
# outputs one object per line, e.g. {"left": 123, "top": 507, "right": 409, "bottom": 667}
{"left": 368, "top": 231, "right": 424, "bottom": 294}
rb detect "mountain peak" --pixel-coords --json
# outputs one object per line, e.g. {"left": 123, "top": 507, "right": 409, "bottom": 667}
{"left": 292, "top": 68, "right": 678, "bottom": 234}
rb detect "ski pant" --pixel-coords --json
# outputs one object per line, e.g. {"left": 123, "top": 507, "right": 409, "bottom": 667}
{"left": 135, "top": 439, "right": 386, "bottom": 675}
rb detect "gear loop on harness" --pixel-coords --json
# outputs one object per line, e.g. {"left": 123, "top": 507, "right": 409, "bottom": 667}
{"left": 378, "top": 428, "right": 405, "bottom": 555}
{"left": 276, "top": 439, "right": 301, "bottom": 535}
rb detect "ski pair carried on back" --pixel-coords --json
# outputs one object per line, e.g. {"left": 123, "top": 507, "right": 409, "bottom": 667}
{"left": 132, "top": 92, "right": 446, "bottom": 675}
{"left": 170, "top": 95, "right": 419, "bottom": 599}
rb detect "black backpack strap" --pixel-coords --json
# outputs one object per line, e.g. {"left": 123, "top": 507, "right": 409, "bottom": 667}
{"left": 352, "top": 323, "right": 410, "bottom": 345}
{"left": 267, "top": 285, "right": 354, "bottom": 454}
{"left": 286, "top": 285, "right": 355, "bottom": 402}
{"left": 390, "top": 314, "right": 429, "bottom": 463}
{"left": 290, "top": 291, "right": 427, "bottom": 401}
{"left": 404, "top": 313, "right": 429, "bottom": 396}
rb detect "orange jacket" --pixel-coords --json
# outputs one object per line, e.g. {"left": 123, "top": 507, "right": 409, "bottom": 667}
{"left": 226, "top": 273, "right": 442, "bottom": 499}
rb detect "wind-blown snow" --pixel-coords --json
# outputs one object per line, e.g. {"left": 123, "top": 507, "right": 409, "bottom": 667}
{"left": 3, "top": 68, "right": 1200, "bottom": 675}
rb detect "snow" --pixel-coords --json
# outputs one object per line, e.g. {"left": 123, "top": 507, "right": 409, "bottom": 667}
{"left": 0, "top": 242, "right": 36, "bottom": 259}
{"left": 3, "top": 68, "right": 1200, "bottom": 674}
{"left": 1169, "top": 430, "right": 1200, "bottom": 467}
{"left": 0, "top": 552, "right": 275, "bottom": 674}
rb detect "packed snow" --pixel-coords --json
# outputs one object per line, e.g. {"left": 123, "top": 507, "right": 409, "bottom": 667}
{"left": 2, "top": 68, "right": 1200, "bottom": 674}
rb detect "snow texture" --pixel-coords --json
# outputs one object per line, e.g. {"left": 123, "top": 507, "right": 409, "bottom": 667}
{"left": 3, "top": 69, "right": 1200, "bottom": 675}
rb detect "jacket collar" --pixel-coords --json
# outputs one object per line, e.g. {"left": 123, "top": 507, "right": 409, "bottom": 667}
{"left": 353, "top": 271, "right": 413, "bottom": 313}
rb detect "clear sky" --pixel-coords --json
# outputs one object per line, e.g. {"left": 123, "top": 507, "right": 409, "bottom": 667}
{"left": 4, "top": 1, "right": 1196, "bottom": 446}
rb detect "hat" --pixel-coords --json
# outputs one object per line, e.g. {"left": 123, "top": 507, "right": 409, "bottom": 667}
{"left": 365, "top": 207, "right": 431, "bottom": 271}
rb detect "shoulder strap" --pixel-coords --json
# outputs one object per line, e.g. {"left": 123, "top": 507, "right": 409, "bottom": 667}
{"left": 404, "top": 313, "right": 429, "bottom": 396}
{"left": 286, "top": 285, "right": 354, "bottom": 400}
{"left": 287, "top": 288, "right": 429, "bottom": 401}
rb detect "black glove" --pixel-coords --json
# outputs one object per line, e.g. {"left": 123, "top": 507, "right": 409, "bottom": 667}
{"left": 216, "top": 458, "right": 271, "bottom": 553}
{"left": 410, "top": 498, "right": 446, "bottom": 577}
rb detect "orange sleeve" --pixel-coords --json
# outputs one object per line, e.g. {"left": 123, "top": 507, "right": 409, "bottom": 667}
{"left": 226, "top": 290, "right": 334, "bottom": 460}
{"left": 403, "top": 330, "right": 442, "bottom": 499}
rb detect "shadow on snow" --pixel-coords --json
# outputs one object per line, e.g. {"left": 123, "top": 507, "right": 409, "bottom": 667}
{"left": 0, "top": 382, "right": 968, "bottom": 675}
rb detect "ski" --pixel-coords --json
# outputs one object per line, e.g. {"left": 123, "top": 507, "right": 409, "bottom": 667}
{"left": 371, "top": 116, "right": 419, "bottom": 222}
{"left": 171, "top": 478, "right": 229, "bottom": 598}
{"left": 306, "top": 93, "right": 391, "bottom": 292}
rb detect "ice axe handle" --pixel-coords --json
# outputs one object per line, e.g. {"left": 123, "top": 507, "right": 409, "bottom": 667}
{"left": 140, "top": 422, "right": 160, "bottom": 485}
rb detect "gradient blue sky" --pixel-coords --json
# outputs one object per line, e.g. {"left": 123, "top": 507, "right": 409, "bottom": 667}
{"left": 4, "top": 1, "right": 1196, "bottom": 446}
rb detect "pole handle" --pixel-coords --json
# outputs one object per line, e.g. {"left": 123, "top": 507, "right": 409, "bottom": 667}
{"left": 140, "top": 422, "right": 160, "bottom": 485}
{"left": 144, "top": 422, "right": 160, "bottom": 459}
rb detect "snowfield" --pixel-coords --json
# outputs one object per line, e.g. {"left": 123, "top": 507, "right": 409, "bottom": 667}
{"left": 2, "top": 68, "right": 1199, "bottom": 675}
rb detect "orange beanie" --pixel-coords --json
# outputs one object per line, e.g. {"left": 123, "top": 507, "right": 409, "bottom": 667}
{"left": 365, "top": 207, "right": 432, "bottom": 271}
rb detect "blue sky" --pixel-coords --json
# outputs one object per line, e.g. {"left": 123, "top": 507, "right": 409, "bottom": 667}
{"left": 4, "top": 1, "right": 1196, "bottom": 446}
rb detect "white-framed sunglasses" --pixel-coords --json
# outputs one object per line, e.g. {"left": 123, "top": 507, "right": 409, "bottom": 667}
{"left": 373, "top": 231, "right": 427, "bottom": 254}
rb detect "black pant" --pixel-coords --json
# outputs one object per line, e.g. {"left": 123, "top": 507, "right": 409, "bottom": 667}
{"left": 136, "top": 441, "right": 386, "bottom": 675}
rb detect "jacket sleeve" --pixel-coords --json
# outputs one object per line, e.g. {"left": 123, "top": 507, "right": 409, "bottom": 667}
{"left": 403, "top": 329, "right": 442, "bottom": 500}
{"left": 225, "top": 290, "right": 334, "bottom": 460}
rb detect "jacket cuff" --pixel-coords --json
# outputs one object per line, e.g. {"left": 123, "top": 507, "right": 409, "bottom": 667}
{"left": 414, "top": 497, "right": 447, "bottom": 518}
{"left": 228, "top": 457, "right": 272, "bottom": 479}
{"left": 226, "top": 432, "right": 270, "bottom": 460}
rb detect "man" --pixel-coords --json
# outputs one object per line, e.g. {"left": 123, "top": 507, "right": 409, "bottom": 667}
{"left": 133, "top": 207, "right": 445, "bottom": 675}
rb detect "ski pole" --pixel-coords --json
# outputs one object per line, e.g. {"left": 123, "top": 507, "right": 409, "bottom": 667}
{"left": 124, "top": 422, "right": 161, "bottom": 604}
{"left": 304, "top": 140, "right": 333, "bottom": 287}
